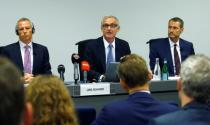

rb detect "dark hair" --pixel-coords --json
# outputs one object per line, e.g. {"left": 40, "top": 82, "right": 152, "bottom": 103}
{"left": 169, "top": 17, "right": 184, "bottom": 28}
{"left": 0, "top": 57, "right": 24, "bottom": 125}
{"left": 117, "top": 54, "right": 149, "bottom": 88}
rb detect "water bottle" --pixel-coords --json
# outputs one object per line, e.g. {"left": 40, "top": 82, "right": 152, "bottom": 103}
{"left": 153, "top": 58, "right": 161, "bottom": 80}
{"left": 161, "top": 59, "right": 169, "bottom": 80}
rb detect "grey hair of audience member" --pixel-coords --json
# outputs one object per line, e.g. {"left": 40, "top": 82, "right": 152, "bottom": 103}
{"left": 180, "top": 54, "right": 210, "bottom": 102}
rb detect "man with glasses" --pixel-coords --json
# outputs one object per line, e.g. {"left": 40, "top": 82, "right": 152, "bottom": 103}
{"left": 84, "top": 15, "right": 131, "bottom": 82}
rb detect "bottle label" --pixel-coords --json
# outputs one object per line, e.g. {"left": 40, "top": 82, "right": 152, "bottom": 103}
{"left": 162, "top": 73, "right": 168, "bottom": 80}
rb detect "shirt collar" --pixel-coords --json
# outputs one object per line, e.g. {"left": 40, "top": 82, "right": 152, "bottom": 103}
{"left": 19, "top": 41, "right": 32, "bottom": 49}
{"left": 103, "top": 37, "right": 116, "bottom": 49}
{"left": 169, "top": 38, "right": 180, "bottom": 48}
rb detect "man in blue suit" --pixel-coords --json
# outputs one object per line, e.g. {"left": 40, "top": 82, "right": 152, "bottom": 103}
{"left": 2, "top": 17, "right": 51, "bottom": 84}
{"left": 91, "top": 54, "right": 178, "bottom": 125}
{"left": 84, "top": 16, "right": 131, "bottom": 82}
{"left": 149, "top": 17, "right": 195, "bottom": 76}
{"left": 149, "top": 55, "right": 210, "bottom": 125}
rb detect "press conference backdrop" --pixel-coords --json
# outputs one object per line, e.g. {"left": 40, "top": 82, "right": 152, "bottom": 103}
{"left": 0, "top": 0, "right": 209, "bottom": 81}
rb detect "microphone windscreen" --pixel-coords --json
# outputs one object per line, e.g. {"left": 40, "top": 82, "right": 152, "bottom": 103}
{"left": 57, "top": 64, "right": 65, "bottom": 73}
{"left": 81, "top": 61, "right": 90, "bottom": 71}
{"left": 71, "top": 53, "right": 80, "bottom": 63}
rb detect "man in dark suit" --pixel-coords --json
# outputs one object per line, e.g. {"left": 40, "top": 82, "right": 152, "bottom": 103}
{"left": 149, "top": 55, "right": 210, "bottom": 125}
{"left": 2, "top": 17, "right": 51, "bottom": 83}
{"left": 84, "top": 16, "right": 131, "bottom": 81}
{"left": 0, "top": 46, "right": 3, "bottom": 54}
{"left": 91, "top": 54, "right": 178, "bottom": 125}
{"left": 149, "top": 17, "right": 195, "bottom": 76}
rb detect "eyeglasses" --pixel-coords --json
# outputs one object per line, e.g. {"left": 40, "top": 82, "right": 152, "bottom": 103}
{"left": 102, "top": 24, "right": 118, "bottom": 29}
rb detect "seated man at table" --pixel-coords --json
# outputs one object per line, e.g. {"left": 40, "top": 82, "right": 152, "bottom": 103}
{"left": 2, "top": 17, "right": 52, "bottom": 84}
{"left": 148, "top": 17, "right": 195, "bottom": 76}
{"left": 91, "top": 54, "right": 178, "bottom": 125}
{"left": 84, "top": 15, "right": 131, "bottom": 82}
{"left": 149, "top": 54, "right": 210, "bottom": 125}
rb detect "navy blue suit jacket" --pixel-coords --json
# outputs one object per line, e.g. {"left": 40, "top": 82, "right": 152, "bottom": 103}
{"left": 149, "top": 38, "right": 195, "bottom": 76}
{"left": 2, "top": 42, "right": 52, "bottom": 75}
{"left": 149, "top": 101, "right": 210, "bottom": 125}
{"left": 84, "top": 37, "right": 131, "bottom": 80}
{"left": 91, "top": 92, "right": 178, "bottom": 125}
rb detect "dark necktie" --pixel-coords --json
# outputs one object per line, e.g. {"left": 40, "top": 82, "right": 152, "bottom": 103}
{"left": 107, "top": 44, "right": 113, "bottom": 65}
{"left": 24, "top": 45, "right": 31, "bottom": 74}
{"left": 174, "top": 44, "right": 181, "bottom": 75}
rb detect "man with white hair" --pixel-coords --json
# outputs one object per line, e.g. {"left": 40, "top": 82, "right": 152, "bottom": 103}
{"left": 149, "top": 54, "right": 210, "bottom": 125}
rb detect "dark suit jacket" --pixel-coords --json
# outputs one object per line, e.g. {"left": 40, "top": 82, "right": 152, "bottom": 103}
{"left": 91, "top": 92, "right": 178, "bottom": 125}
{"left": 149, "top": 101, "right": 210, "bottom": 125}
{"left": 2, "top": 42, "right": 52, "bottom": 75}
{"left": 149, "top": 38, "right": 195, "bottom": 76}
{"left": 0, "top": 46, "right": 3, "bottom": 55}
{"left": 84, "top": 36, "right": 131, "bottom": 81}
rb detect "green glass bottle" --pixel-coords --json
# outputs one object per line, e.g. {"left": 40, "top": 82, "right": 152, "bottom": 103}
{"left": 161, "top": 59, "right": 168, "bottom": 80}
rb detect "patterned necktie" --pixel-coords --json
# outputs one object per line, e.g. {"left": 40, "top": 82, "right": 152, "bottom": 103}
{"left": 174, "top": 44, "right": 181, "bottom": 75}
{"left": 24, "top": 45, "right": 31, "bottom": 74}
{"left": 107, "top": 44, "right": 113, "bottom": 65}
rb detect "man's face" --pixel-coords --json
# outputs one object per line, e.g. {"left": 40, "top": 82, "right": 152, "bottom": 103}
{"left": 101, "top": 17, "right": 119, "bottom": 43}
{"left": 17, "top": 20, "right": 33, "bottom": 44}
{"left": 168, "top": 20, "right": 183, "bottom": 41}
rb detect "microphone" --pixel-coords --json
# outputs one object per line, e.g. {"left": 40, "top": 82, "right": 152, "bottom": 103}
{"left": 71, "top": 53, "right": 80, "bottom": 84}
{"left": 57, "top": 64, "right": 65, "bottom": 81}
{"left": 81, "top": 61, "right": 90, "bottom": 83}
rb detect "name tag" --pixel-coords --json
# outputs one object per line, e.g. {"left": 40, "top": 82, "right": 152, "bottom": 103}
{"left": 80, "top": 83, "right": 110, "bottom": 96}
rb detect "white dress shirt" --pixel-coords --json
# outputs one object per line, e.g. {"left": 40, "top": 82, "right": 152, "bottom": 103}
{"left": 169, "top": 38, "right": 182, "bottom": 74}
{"left": 103, "top": 37, "right": 116, "bottom": 63}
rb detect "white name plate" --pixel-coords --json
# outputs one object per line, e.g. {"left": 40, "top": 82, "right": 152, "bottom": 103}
{"left": 80, "top": 83, "right": 110, "bottom": 96}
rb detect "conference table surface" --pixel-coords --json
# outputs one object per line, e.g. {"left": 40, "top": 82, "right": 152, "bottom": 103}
{"left": 65, "top": 79, "right": 179, "bottom": 114}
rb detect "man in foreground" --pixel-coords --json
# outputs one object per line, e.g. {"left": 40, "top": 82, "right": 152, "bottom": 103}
{"left": 149, "top": 55, "right": 210, "bottom": 125}
{"left": 91, "top": 54, "right": 178, "bottom": 125}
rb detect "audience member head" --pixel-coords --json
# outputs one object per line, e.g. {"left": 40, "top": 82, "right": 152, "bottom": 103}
{"left": 101, "top": 15, "right": 120, "bottom": 43}
{"left": 117, "top": 54, "right": 152, "bottom": 93}
{"left": 16, "top": 17, "right": 34, "bottom": 44}
{"left": 25, "top": 75, "right": 78, "bottom": 125}
{"left": 178, "top": 54, "right": 210, "bottom": 106}
{"left": 168, "top": 17, "right": 184, "bottom": 43}
{"left": 0, "top": 57, "right": 31, "bottom": 125}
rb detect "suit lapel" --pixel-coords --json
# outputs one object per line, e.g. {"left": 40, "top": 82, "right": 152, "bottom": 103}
{"left": 15, "top": 42, "right": 24, "bottom": 71}
{"left": 164, "top": 38, "right": 174, "bottom": 74}
{"left": 97, "top": 37, "right": 106, "bottom": 71}
{"left": 179, "top": 39, "right": 184, "bottom": 61}
{"left": 115, "top": 38, "right": 121, "bottom": 61}
{"left": 32, "top": 43, "right": 37, "bottom": 74}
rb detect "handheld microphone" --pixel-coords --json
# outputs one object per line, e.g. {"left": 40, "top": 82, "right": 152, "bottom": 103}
{"left": 71, "top": 53, "right": 80, "bottom": 84}
{"left": 57, "top": 64, "right": 65, "bottom": 81}
{"left": 81, "top": 61, "right": 90, "bottom": 83}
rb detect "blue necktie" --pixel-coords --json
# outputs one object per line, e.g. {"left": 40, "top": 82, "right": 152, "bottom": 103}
{"left": 107, "top": 44, "right": 113, "bottom": 64}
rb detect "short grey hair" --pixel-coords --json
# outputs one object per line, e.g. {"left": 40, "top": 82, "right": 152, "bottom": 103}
{"left": 101, "top": 15, "right": 120, "bottom": 29}
{"left": 180, "top": 54, "right": 210, "bottom": 102}
{"left": 15, "top": 17, "right": 34, "bottom": 31}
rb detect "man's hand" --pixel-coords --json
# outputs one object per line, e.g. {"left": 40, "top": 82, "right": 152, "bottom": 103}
{"left": 23, "top": 73, "right": 34, "bottom": 84}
